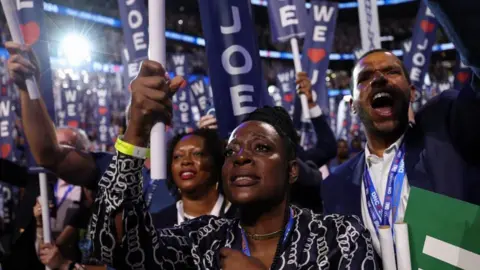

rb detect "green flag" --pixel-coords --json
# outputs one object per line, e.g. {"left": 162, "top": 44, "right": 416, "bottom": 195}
{"left": 404, "top": 187, "right": 480, "bottom": 269}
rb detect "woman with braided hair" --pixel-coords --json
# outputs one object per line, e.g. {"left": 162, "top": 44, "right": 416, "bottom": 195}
{"left": 88, "top": 61, "right": 378, "bottom": 269}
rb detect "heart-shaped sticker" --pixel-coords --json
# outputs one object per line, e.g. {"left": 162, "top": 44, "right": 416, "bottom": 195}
{"left": 20, "top": 21, "right": 41, "bottom": 45}
{"left": 98, "top": 107, "right": 108, "bottom": 115}
{"left": 284, "top": 93, "right": 293, "bottom": 103}
{"left": 307, "top": 48, "right": 326, "bottom": 64}
{"left": 456, "top": 71, "right": 470, "bottom": 84}
{"left": 68, "top": 120, "right": 79, "bottom": 128}
{"left": 420, "top": 20, "right": 436, "bottom": 33}
{"left": 1, "top": 144, "right": 11, "bottom": 158}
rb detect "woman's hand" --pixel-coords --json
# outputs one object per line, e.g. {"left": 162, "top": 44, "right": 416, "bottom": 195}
{"left": 198, "top": 114, "right": 218, "bottom": 129}
{"left": 5, "top": 41, "right": 39, "bottom": 91}
{"left": 219, "top": 248, "right": 267, "bottom": 270}
{"left": 33, "top": 200, "right": 42, "bottom": 225}
{"left": 296, "top": 72, "right": 315, "bottom": 108}
{"left": 124, "top": 60, "right": 185, "bottom": 147}
{"left": 39, "top": 243, "right": 67, "bottom": 269}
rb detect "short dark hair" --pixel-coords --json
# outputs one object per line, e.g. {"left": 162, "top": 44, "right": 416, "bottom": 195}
{"left": 166, "top": 128, "right": 225, "bottom": 199}
{"left": 242, "top": 106, "right": 299, "bottom": 161}
{"left": 351, "top": 48, "right": 411, "bottom": 90}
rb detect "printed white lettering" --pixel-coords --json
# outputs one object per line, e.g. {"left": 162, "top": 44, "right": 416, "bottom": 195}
{"left": 67, "top": 104, "right": 76, "bottom": 117}
{"left": 221, "top": 45, "right": 252, "bottom": 75}
{"left": 65, "top": 90, "right": 77, "bottom": 103}
{"left": 0, "top": 121, "right": 8, "bottom": 137}
{"left": 220, "top": 6, "right": 241, "bottom": 34}
{"left": 0, "top": 101, "right": 10, "bottom": 117}
{"left": 313, "top": 25, "right": 328, "bottom": 42}
{"left": 279, "top": 5, "right": 299, "bottom": 27}
{"left": 128, "top": 62, "right": 140, "bottom": 78}
{"left": 191, "top": 81, "right": 205, "bottom": 96}
{"left": 310, "top": 69, "right": 319, "bottom": 85}
{"left": 132, "top": 32, "right": 147, "bottom": 51}
{"left": 128, "top": 9, "right": 143, "bottom": 29}
{"left": 230, "top": 85, "right": 256, "bottom": 116}
{"left": 410, "top": 67, "right": 421, "bottom": 82}
{"left": 313, "top": 5, "right": 335, "bottom": 22}
{"left": 16, "top": 0, "right": 33, "bottom": 9}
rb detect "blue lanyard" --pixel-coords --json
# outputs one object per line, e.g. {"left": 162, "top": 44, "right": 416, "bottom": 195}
{"left": 363, "top": 142, "right": 406, "bottom": 235}
{"left": 54, "top": 183, "right": 74, "bottom": 208}
{"left": 240, "top": 207, "right": 295, "bottom": 257}
{"left": 144, "top": 180, "right": 159, "bottom": 209}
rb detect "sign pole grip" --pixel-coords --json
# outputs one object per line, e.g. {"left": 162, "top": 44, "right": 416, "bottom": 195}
{"left": 290, "top": 37, "right": 310, "bottom": 120}
{"left": 148, "top": 0, "right": 167, "bottom": 180}
{"left": 1, "top": 0, "right": 40, "bottom": 100}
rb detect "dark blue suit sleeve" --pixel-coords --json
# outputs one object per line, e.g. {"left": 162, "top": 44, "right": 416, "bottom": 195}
{"left": 297, "top": 115, "right": 337, "bottom": 167}
{"left": 291, "top": 159, "right": 323, "bottom": 212}
{"left": 425, "top": 0, "right": 480, "bottom": 163}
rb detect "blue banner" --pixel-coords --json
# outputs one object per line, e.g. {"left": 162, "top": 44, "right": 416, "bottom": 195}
{"left": 453, "top": 54, "right": 472, "bottom": 91}
{"left": 117, "top": 0, "right": 148, "bottom": 62}
{"left": 170, "top": 53, "right": 188, "bottom": 77}
{"left": 172, "top": 87, "right": 194, "bottom": 133}
{"left": 198, "top": 0, "right": 270, "bottom": 138}
{"left": 0, "top": 79, "right": 15, "bottom": 161}
{"left": 60, "top": 80, "right": 83, "bottom": 128}
{"left": 189, "top": 77, "right": 212, "bottom": 116}
{"left": 328, "top": 96, "right": 337, "bottom": 132}
{"left": 117, "top": 0, "right": 148, "bottom": 102}
{"left": 275, "top": 69, "right": 296, "bottom": 117}
{"left": 402, "top": 1, "right": 438, "bottom": 112}
{"left": 17, "top": 0, "right": 55, "bottom": 171}
{"left": 95, "top": 88, "right": 112, "bottom": 147}
{"left": 301, "top": 0, "right": 338, "bottom": 113}
{"left": 170, "top": 53, "right": 194, "bottom": 132}
{"left": 267, "top": 0, "right": 308, "bottom": 43}
{"left": 17, "top": 0, "right": 55, "bottom": 122}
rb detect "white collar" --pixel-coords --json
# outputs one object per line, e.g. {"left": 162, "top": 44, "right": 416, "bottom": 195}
{"left": 176, "top": 193, "right": 231, "bottom": 225}
{"left": 365, "top": 134, "right": 405, "bottom": 164}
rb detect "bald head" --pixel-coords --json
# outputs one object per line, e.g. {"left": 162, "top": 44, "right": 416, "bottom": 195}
{"left": 56, "top": 127, "right": 90, "bottom": 151}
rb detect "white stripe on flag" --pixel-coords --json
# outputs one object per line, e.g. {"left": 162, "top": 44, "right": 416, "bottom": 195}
{"left": 423, "top": 236, "right": 480, "bottom": 270}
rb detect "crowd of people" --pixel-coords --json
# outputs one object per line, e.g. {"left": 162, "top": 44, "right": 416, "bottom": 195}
{"left": 0, "top": 0, "right": 479, "bottom": 270}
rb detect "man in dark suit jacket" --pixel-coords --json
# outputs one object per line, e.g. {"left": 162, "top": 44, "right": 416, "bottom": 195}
{"left": 322, "top": 0, "right": 480, "bottom": 255}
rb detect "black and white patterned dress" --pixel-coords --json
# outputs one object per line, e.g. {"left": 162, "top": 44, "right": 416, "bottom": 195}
{"left": 89, "top": 153, "right": 380, "bottom": 269}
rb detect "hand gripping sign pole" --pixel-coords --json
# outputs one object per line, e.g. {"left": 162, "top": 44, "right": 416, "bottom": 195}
{"left": 290, "top": 37, "right": 310, "bottom": 121}
{"left": 148, "top": 0, "right": 167, "bottom": 182}
{"left": 290, "top": 37, "right": 309, "bottom": 145}
{"left": 1, "top": 0, "right": 52, "bottom": 269}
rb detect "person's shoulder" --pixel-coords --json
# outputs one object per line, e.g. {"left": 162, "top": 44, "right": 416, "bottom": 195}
{"left": 325, "top": 152, "right": 363, "bottom": 181}
{"left": 295, "top": 206, "right": 365, "bottom": 230}
{"left": 415, "top": 90, "right": 459, "bottom": 122}
{"left": 168, "top": 214, "right": 235, "bottom": 240}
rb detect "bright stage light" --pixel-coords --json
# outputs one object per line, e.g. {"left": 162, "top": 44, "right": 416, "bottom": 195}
{"left": 59, "top": 34, "right": 91, "bottom": 66}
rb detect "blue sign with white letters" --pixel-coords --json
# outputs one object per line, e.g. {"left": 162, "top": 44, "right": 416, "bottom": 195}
{"left": 117, "top": 0, "right": 149, "bottom": 62}
{"left": 402, "top": 1, "right": 437, "bottom": 112}
{"left": 267, "top": 0, "right": 308, "bottom": 43}
{"left": 198, "top": 0, "right": 270, "bottom": 138}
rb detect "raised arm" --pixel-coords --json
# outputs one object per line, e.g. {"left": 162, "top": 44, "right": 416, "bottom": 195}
{"left": 296, "top": 72, "right": 337, "bottom": 167}
{"left": 89, "top": 60, "right": 203, "bottom": 268}
{"left": 423, "top": 1, "right": 480, "bottom": 163}
{"left": 6, "top": 42, "right": 98, "bottom": 187}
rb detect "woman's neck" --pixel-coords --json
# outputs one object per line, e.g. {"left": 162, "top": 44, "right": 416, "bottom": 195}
{"left": 181, "top": 187, "right": 219, "bottom": 217}
{"left": 240, "top": 199, "right": 288, "bottom": 236}
{"left": 239, "top": 200, "right": 289, "bottom": 258}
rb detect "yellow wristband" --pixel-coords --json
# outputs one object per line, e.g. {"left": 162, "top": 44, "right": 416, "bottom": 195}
{"left": 115, "top": 136, "right": 150, "bottom": 159}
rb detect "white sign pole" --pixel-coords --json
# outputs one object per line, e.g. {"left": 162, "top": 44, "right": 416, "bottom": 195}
{"left": 148, "top": 0, "right": 167, "bottom": 181}
{"left": 290, "top": 37, "right": 310, "bottom": 120}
